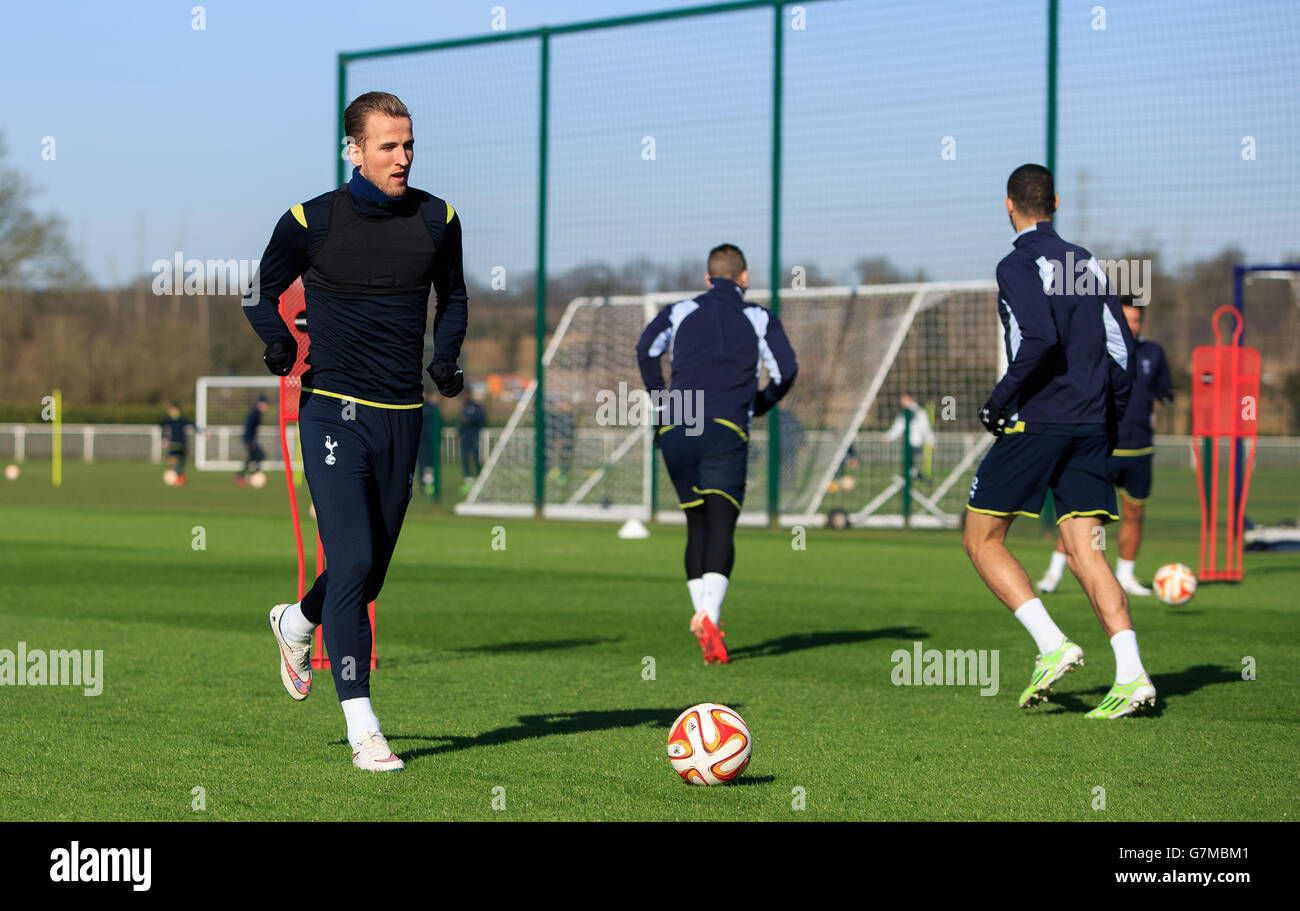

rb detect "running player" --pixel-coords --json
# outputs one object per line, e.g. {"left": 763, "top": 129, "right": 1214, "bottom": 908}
{"left": 160, "top": 403, "right": 202, "bottom": 486}
{"left": 964, "top": 164, "right": 1156, "bottom": 719}
{"left": 242, "top": 92, "right": 468, "bottom": 770}
{"left": 234, "top": 395, "right": 268, "bottom": 486}
{"left": 636, "top": 244, "right": 798, "bottom": 663}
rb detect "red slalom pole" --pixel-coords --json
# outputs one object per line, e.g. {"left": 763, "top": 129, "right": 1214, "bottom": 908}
{"left": 279, "top": 375, "right": 306, "bottom": 601}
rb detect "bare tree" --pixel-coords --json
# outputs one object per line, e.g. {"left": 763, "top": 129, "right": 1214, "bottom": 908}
{"left": 0, "top": 133, "right": 83, "bottom": 288}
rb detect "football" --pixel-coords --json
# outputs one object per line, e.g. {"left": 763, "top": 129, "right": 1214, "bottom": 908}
{"left": 4, "top": 464, "right": 19, "bottom": 481}
{"left": 162, "top": 469, "right": 178, "bottom": 487}
{"left": 249, "top": 470, "right": 267, "bottom": 488}
{"left": 1153, "top": 563, "right": 1197, "bottom": 606}
{"left": 667, "top": 703, "right": 751, "bottom": 786}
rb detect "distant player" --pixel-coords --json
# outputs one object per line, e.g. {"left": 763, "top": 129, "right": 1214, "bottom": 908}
{"left": 636, "top": 244, "right": 798, "bottom": 663}
{"left": 234, "top": 395, "right": 269, "bottom": 486}
{"left": 160, "top": 403, "right": 202, "bottom": 485}
{"left": 964, "top": 164, "right": 1156, "bottom": 719}
{"left": 417, "top": 388, "right": 440, "bottom": 495}
{"left": 1037, "top": 296, "right": 1173, "bottom": 595}
{"left": 547, "top": 398, "right": 576, "bottom": 484}
{"left": 884, "top": 394, "right": 935, "bottom": 481}
{"left": 242, "top": 91, "right": 468, "bottom": 770}
{"left": 459, "top": 386, "right": 485, "bottom": 487}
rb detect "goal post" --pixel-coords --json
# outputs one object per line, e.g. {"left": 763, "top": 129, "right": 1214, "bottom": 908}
{"left": 194, "top": 375, "right": 286, "bottom": 472}
{"left": 459, "top": 281, "right": 1002, "bottom": 527}
{"left": 458, "top": 294, "right": 663, "bottom": 522}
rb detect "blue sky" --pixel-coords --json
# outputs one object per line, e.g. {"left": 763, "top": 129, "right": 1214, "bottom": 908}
{"left": 3, "top": 0, "right": 1297, "bottom": 289}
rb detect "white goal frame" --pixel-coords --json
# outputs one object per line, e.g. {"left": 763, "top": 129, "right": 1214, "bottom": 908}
{"left": 458, "top": 281, "right": 1002, "bottom": 527}
{"left": 194, "top": 375, "right": 288, "bottom": 472}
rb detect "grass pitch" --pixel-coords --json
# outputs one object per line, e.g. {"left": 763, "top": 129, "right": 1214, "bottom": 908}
{"left": 0, "top": 460, "right": 1296, "bottom": 821}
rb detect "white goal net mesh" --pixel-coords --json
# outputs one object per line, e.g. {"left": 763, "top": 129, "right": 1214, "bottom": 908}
{"left": 195, "top": 376, "right": 284, "bottom": 472}
{"left": 460, "top": 282, "right": 1001, "bottom": 526}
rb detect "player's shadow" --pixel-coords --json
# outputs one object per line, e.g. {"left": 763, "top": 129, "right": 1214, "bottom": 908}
{"left": 727, "top": 626, "right": 928, "bottom": 662}
{"left": 389, "top": 707, "right": 689, "bottom": 761}
{"left": 453, "top": 637, "right": 622, "bottom": 655}
{"left": 1240, "top": 563, "right": 1300, "bottom": 575}
{"left": 1042, "top": 663, "right": 1241, "bottom": 716}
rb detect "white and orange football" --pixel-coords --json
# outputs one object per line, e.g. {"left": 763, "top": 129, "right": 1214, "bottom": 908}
{"left": 1153, "top": 563, "right": 1197, "bottom": 606}
{"left": 667, "top": 703, "right": 751, "bottom": 786}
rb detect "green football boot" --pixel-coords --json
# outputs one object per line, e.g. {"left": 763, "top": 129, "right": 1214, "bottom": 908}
{"left": 1086, "top": 674, "right": 1157, "bottom": 719}
{"left": 1018, "top": 638, "right": 1085, "bottom": 708}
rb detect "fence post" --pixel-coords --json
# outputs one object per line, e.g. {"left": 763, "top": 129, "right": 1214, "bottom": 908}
{"left": 534, "top": 28, "right": 551, "bottom": 519}
{"left": 767, "top": 0, "right": 785, "bottom": 528}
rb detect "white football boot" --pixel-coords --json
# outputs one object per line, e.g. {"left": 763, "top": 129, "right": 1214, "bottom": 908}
{"left": 268, "top": 603, "right": 312, "bottom": 700}
{"left": 1035, "top": 572, "right": 1061, "bottom": 594}
{"left": 1119, "top": 576, "right": 1153, "bottom": 597}
{"left": 352, "top": 730, "right": 405, "bottom": 772}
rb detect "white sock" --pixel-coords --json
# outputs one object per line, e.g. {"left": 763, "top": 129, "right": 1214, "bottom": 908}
{"left": 700, "top": 572, "right": 728, "bottom": 625}
{"left": 279, "top": 601, "right": 316, "bottom": 643}
{"left": 1045, "top": 550, "right": 1067, "bottom": 579}
{"left": 1110, "top": 629, "right": 1146, "bottom": 684}
{"left": 1116, "top": 558, "right": 1136, "bottom": 581}
{"left": 341, "top": 697, "right": 382, "bottom": 751}
{"left": 1013, "top": 598, "right": 1066, "bottom": 655}
{"left": 687, "top": 578, "right": 705, "bottom": 615}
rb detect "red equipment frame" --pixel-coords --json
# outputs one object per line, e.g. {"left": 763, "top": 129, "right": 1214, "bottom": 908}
{"left": 1191, "top": 306, "right": 1259, "bottom": 582}
{"left": 276, "top": 279, "right": 377, "bottom": 669}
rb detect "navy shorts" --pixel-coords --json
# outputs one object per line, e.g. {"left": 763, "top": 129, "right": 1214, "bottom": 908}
{"left": 1110, "top": 452, "right": 1153, "bottom": 503}
{"left": 658, "top": 419, "right": 748, "bottom": 510}
{"left": 968, "top": 427, "right": 1118, "bottom": 524}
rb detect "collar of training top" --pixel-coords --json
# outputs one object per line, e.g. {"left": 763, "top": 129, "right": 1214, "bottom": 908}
{"left": 348, "top": 166, "right": 401, "bottom": 207}
{"left": 708, "top": 276, "right": 746, "bottom": 297}
{"left": 1012, "top": 220, "right": 1056, "bottom": 247}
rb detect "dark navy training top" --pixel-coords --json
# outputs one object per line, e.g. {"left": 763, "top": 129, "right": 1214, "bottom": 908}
{"left": 636, "top": 277, "right": 798, "bottom": 434}
{"left": 1115, "top": 337, "right": 1173, "bottom": 452}
{"left": 989, "top": 222, "right": 1135, "bottom": 429}
{"left": 242, "top": 168, "right": 468, "bottom": 407}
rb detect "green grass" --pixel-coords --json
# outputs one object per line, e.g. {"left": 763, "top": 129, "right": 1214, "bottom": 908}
{"left": 0, "top": 460, "right": 1296, "bottom": 821}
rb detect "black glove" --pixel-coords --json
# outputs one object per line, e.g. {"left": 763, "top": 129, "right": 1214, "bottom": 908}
{"left": 263, "top": 338, "right": 297, "bottom": 376}
{"left": 978, "top": 399, "right": 1008, "bottom": 437}
{"left": 753, "top": 388, "right": 776, "bottom": 418}
{"left": 427, "top": 360, "right": 464, "bottom": 397}
{"left": 1105, "top": 410, "right": 1119, "bottom": 456}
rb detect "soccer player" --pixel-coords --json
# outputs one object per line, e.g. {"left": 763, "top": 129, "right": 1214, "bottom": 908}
{"left": 160, "top": 403, "right": 202, "bottom": 485}
{"left": 234, "top": 395, "right": 268, "bottom": 486}
{"left": 964, "top": 164, "right": 1157, "bottom": 719}
{"left": 459, "top": 386, "right": 486, "bottom": 487}
{"left": 242, "top": 91, "right": 468, "bottom": 770}
{"left": 547, "top": 397, "right": 576, "bottom": 484}
{"left": 417, "top": 388, "right": 441, "bottom": 496}
{"left": 884, "top": 394, "right": 935, "bottom": 481}
{"left": 636, "top": 244, "right": 798, "bottom": 663}
{"left": 1037, "top": 296, "right": 1173, "bottom": 595}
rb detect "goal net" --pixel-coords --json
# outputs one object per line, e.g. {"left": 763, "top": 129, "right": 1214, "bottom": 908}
{"left": 194, "top": 376, "right": 286, "bottom": 472}
{"left": 458, "top": 281, "right": 1002, "bottom": 527}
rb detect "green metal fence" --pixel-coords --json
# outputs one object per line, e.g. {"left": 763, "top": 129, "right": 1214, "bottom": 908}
{"left": 337, "top": 0, "right": 1300, "bottom": 518}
